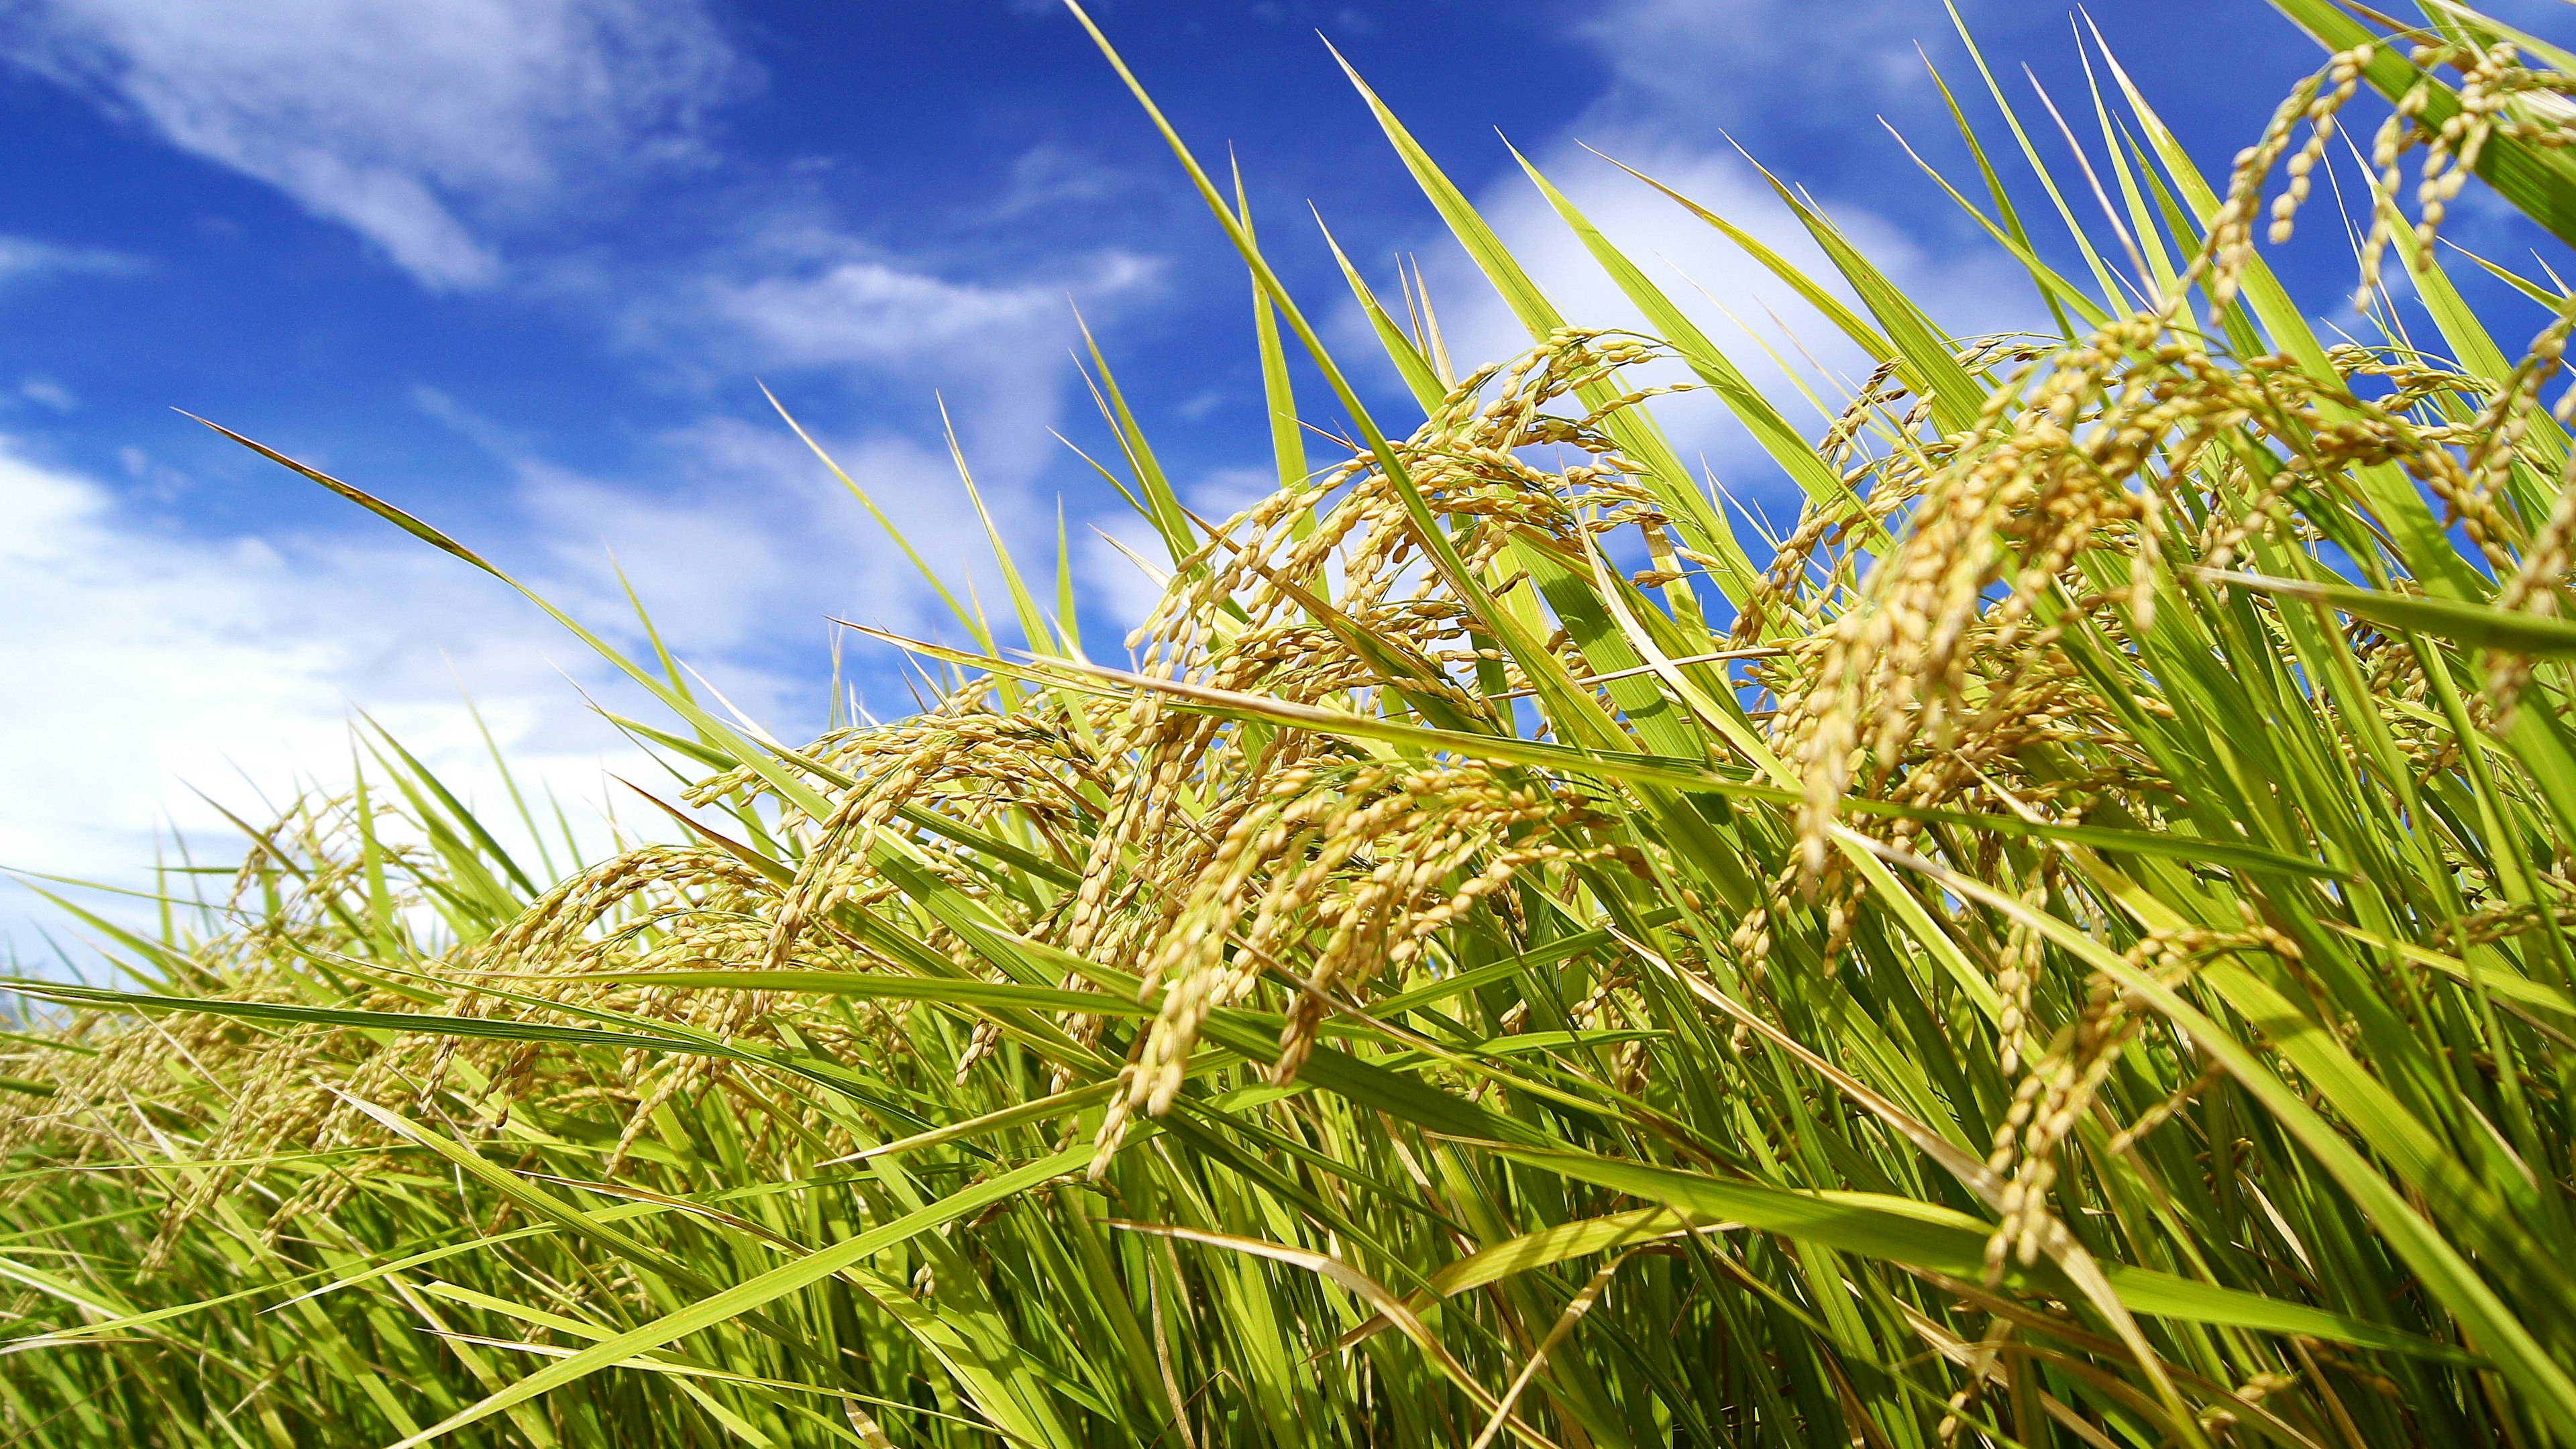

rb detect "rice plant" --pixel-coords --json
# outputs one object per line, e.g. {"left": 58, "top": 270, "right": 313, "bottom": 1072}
{"left": 9, "top": 1, "right": 2576, "bottom": 1444}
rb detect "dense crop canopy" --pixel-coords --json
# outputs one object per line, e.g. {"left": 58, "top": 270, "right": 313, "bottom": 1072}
{"left": 12, "top": 3, "right": 2576, "bottom": 1446}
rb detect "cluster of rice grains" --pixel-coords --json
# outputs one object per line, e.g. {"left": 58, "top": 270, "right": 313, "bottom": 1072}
{"left": 1088, "top": 329, "right": 1682, "bottom": 1155}
{"left": 1729, "top": 55, "right": 2576, "bottom": 1419}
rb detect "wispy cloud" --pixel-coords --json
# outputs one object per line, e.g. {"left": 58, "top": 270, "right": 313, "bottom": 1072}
{"left": 1570, "top": 0, "right": 1939, "bottom": 136}
{"left": 15, "top": 377, "right": 78, "bottom": 411}
{"left": 1, "top": 0, "right": 752, "bottom": 288}
{"left": 625, "top": 217, "right": 1164, "bottom": 482}
{"left": 0, "top": 233, "right": 146, "bottom": 288}
{"left": 680, "top": 233, "right": 1160, "bottom": 376}
{"left": 990, "top": 142, "right": 1128, "bottom": 219}
{"left": 704, "top": 258, "right": 1081, "bottom": 370}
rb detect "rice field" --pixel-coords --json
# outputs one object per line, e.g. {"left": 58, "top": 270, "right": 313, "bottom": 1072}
{"left": 9, "top": 2, "right": 2576, "bottom": 1444}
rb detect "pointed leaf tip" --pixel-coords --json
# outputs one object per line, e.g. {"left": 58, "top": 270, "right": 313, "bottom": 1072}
{"left": 178, "top": 410, "right": 499, "bottom": 576}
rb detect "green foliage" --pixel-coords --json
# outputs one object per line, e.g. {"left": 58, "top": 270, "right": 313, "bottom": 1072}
{"left": 11, "top": 4, "right": 2576, "bottom": 1446}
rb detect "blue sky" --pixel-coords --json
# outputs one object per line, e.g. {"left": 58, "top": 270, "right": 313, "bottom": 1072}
{"left": 1, "top": 0, "right": 2563, "bottom": 945}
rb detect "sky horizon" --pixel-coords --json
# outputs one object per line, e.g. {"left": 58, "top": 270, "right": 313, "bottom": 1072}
{"left": 4, "top": 0, "right": 2567, "bottom": 961}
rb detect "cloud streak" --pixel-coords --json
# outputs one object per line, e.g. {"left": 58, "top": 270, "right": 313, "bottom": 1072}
{"left": 0, "top": 233, "right": 147, "bottom": 288}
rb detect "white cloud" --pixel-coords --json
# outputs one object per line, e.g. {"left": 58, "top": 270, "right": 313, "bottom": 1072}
{"left": 16, "top": 376, "right": 77, "bottom": 411}
{"left": 2, "top": 0, "right": 749, "bottom": 288}
{"left": 991, "top": 142, "right": 1125, "bottom": 219}
{"left": 0, "top": 233, "right": 146, "bottom": 288}
{"left": 629, "top": 221, "right": 1164, "bottom": 486}
{"left": 1571, "top": 0, "right": 1933, "bottom": 133}
{"left": 690, "top": 242, "right": 1159, "bottom": 382}
{"left": 706, "top": 259, "right": 1073, "bottom": 371}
